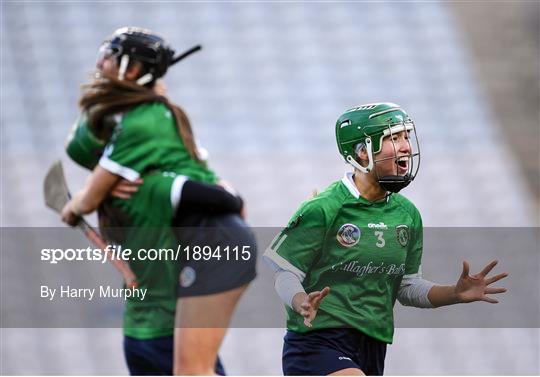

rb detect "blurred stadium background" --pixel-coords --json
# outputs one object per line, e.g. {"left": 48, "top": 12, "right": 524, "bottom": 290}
{"left": 1, "top": 1, "right": 539, "bottom": 375}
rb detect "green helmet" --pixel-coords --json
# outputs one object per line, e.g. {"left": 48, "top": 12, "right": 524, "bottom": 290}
{"left": 335, "top": 102, "right": 420, "bottom": 192}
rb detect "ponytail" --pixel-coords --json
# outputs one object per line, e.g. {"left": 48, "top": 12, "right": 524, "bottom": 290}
{"left": 79, "top": 73, "right": 202, "bottom": 162}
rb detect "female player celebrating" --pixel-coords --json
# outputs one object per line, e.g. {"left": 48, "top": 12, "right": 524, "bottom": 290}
{"left": 62, "top": 27, "right": 256, "bottom": 375}
{"left": 264, "top": 103, "right": 508, "bottom": 376}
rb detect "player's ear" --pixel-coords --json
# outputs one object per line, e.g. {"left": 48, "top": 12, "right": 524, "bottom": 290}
{"left": 125, "top": 61, "right": 144, "bottom": 81}
{"left": 356, "top": 146, "right": 369, "bottom": 166}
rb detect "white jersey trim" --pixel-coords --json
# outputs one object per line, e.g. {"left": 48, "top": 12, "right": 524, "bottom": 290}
{"left": 171, "top": 175, "right": 189, "bottom": 211}
{"left": 341, "top": 172, "right": 360, "bottom": 199}
{"left": 99, "top": 156, "right": 140, "bottom": 182}
{"left": 263, "top": 244, "right": 306, "bottom": 282}
{"left": 341, "top": 172, "right": 390, "bottom": 203}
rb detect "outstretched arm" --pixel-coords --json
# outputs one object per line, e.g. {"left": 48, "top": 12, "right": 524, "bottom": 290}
{"left": 428, "top": 260, "right": 508, "bottom": 307}
{"left": 264, "top": 256, "right": 330, "bottom": 328}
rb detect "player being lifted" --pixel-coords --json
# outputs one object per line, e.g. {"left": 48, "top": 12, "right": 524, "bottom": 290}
{"left": 264, "top": 103, "right": 508, "bottom": 376}
{"left": 62, "top": 27, "right": 257, "bottom": 375}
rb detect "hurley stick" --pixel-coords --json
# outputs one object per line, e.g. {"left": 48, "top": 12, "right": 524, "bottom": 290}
{"left": 44, "top": 161, "right": 138, "bottom": 287}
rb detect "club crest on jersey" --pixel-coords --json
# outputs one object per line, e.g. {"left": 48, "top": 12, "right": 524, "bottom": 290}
{"left": 396, "top": 225, "right": 409, "bottom": 247}
{"left": 336, "top": 223, "right": 361, "bottom": 247}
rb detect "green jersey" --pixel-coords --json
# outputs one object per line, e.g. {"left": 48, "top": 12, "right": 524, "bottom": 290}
{"left": 65, "top": 102, "right": 217, "bottom": 339}
{"left": 265, "top": 172, "right": 423, "bottom": 344}
{"left": 98, "top": 102, "right": 217, "bottom": 184}
{"left": 112, "top": 172, "right": 179, "bottom": 339}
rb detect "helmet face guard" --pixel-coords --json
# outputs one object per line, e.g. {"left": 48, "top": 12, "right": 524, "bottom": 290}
{"left": 371, "top": 122, "right": 420, "bottom": 193}
{"left": 336, "top": 103, "right": 421, "bottom": 193}
{"left": 96, "top": 42, "right": 123, "bottom": 67}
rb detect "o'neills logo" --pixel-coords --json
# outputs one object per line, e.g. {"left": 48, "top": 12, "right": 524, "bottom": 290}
{"left": 368, "top": 222, "right": 388, "bottom": 229}
{"left": 336, "top": 223, "right": 361, "bottom": 247}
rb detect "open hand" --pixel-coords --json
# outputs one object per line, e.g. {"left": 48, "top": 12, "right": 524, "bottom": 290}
{"left": 455, "top": 260, "right": 508, "bottom": 304}
{"left": 298, "top": 287, "right": 330, "bottom": 327}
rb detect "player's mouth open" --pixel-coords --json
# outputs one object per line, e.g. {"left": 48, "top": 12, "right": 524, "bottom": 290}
{"left": 396, "top": 158, "right": 408, "bottom": 173}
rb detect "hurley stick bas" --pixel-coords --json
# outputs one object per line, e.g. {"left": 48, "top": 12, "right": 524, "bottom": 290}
{"left": 43, "top": 160, "right": 138, "bottom": 287}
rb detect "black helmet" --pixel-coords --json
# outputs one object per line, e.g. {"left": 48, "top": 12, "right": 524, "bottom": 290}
{"left": 98, "top": 26, "right": 201, "bottom": 86}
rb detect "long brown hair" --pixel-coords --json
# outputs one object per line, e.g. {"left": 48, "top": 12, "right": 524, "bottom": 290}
{"left": 79, "top": 73, "right": 202, "bottom": 162}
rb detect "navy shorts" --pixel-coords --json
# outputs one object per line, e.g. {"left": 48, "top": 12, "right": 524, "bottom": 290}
{"left": 282, "top": 329, "right": 387, "bottom": 376}
{"left": 173, "top": 213, "right": 257, "bottom": 297}
{"left": 123, "top": 335, "right": 226, "bottom": 375}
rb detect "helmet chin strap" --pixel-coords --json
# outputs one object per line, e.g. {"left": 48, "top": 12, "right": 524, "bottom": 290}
{"left": 136, "top": 73, "right": 153, "bottom": 86}
{"left": 346, "top": 137, "right": 374, "bottom": 174}
{"left": 117, "top": 54, "right": 154, "bottom": 86}
{"left": 118, "top": 54, "right": 130, "bottom": 80}
{"left": 378, "top": 175, "right": 412, "bottom": 193}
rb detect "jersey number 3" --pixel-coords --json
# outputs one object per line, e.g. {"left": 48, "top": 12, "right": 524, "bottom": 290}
{"left": 374, "top": 231, "right": 385, "bottom": 248}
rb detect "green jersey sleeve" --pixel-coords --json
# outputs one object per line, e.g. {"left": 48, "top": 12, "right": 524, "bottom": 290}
{"left": 404, "top": 205, "right": 423, "bottom": 276}
{"left": 99, "top": 112, "right": 159, "bottom": 181}
{"left": 65, "top": 114, "right": 105, "bottom": 170}
{"left": 264, "top": 199, "right": 326, "bottom": 282}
